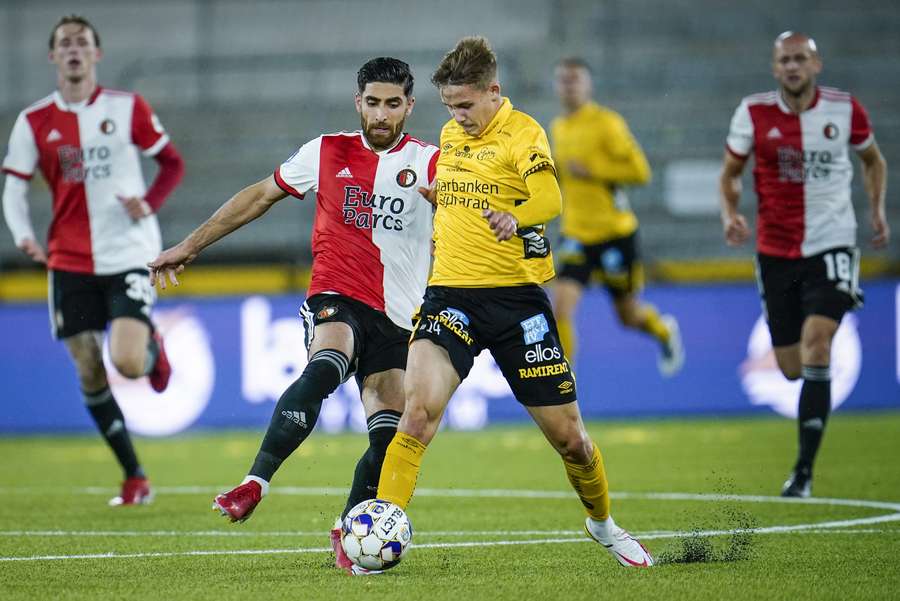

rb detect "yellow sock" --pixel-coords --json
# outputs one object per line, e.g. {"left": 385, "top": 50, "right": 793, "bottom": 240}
{"left": 557, "top": 315, "right": 578, "bottom": 360}
{"left": 377, "top": 432, "right": 427, "bottom": 509}
{"left": 563, "top": 443, "right": 610, "bottom": 520}
{"left": 640, "top": 304, "right": 670, "bottom": 345}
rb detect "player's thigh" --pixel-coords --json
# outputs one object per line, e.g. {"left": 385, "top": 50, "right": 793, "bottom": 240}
{"left": 107, "top": 270, "right": 156, "bottom": 331}
{"left": 487, "top": 288, "right": 577, "bottom": 407}
{"left": 300, "top": 294, "right": 361, "bottom": 361}
{"left": 772, "top": 344, "right": 802, "bottom": 380}
{"left": 801, "top": 247, "right": 862, "bottom": 326}
{"left": 525, "top": 401, "right": 592, "bottom": 463}
{"left": 401, "top": 339, "right": 461, "bottom": 443}
{"left": 553, "top": 278, "right": 584, "bottom": 317}
{"left": 108, "top": 317, "right": 151, "bottom": 372}
{"left": 49, "top": 269, "right": 107, "bottom": 340}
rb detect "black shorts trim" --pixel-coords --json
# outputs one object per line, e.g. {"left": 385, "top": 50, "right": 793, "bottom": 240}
{"left": 411, "top": 285, "right": 577, "bottom": 406}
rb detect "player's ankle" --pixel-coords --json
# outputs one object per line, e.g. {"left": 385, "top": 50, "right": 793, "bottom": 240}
{"left": 242, "top": 475, "right": 269, "bottom": 497}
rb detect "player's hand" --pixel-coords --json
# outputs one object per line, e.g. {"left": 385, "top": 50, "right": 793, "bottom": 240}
{"left": 418, "top": 185, "right": 437, "bottom": 207}
{"left": 18, "top": 238, "right": 47, "bottom": 264}
{"left": 482, "top": 209, "right": 518, "bottom": 242}
{"left": 567, "top": 160, "right": 592, "bottom": 179}
{"left": 871, "top": 210, "right": 890, "bottom": 249}
{"left": 722, "top": 213, "right": 750, "bottom": 247}
{"left": 148, "top": 241, "right": 197, "bottom": 289}
{"left": 117, "top": 195, "right": 152, "bottom": 221}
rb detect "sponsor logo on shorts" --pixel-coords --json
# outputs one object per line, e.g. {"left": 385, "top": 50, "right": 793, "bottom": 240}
{"left": 518, "top": 362, "right": 570, "bottom": 379}
{"left": 423, "top": 307, "right": 474, "bottom": 345}
{"left": 520, "top": 314, "right": 549, "bottom": 345}
{"left": 317, "top": 305, "right": 338, "bottom": 320}
{"left": 525, "top": 343, "right": 561, "bottom": 364}
{"left": 558, "top": 381, "right": 574, "bottom": 394}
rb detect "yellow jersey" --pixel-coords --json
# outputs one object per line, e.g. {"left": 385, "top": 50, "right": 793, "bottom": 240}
{"left": 550, "top": 101, "right": 650, "bottom": 244}
{"left": 430, "top": 98, "right": 557, "bottom": 287}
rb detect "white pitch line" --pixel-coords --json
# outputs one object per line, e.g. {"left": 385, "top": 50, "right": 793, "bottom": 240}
{"left": 3, "top": 520, "right": 900, "bottom": 562}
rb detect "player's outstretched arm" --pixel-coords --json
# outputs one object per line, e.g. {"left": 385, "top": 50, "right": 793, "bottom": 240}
{"left": 719, "top": 150, "right": 750, "bottom": 247}
{"left": 857, "top": 141, "right": 890, "bottom": 249}
{"left": 148, "top": 175, "right": 287, "bottom": 288}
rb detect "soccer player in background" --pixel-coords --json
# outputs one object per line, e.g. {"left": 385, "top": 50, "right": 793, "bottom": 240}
{"left": 1, "top": 15, "right": 184, "bottom": 506}
{"left": 720, "top": 32, "right": 889, "bottom": 497}
{"left": 375, "top": 37, "right": 654, "bottom": 568}
{"left": 148, "top": 58, "right": 438, "bottom": 574}
{"left": 551, "top": 57, "right": 684, "bottom": 376}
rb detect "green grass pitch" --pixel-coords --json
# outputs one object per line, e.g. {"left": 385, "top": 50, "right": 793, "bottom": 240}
{"left": 2, "top": 412, "right": 899, "bottom": 600}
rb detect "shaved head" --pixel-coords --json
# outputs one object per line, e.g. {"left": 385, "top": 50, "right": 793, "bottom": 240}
{"left": 774, "top": 31, "right": 818, "bottom": 57}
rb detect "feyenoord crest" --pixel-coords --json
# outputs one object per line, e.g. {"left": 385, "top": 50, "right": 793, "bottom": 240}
{"left": 100, "top": 119, "right": 116, "bottom": 135}
{"left": 317, "top": 305, "right": 338, "bottom": 320}
{"left": 823, "top": 122, "right": 839, "bottom": 140}
{"left": 396, "top": 168, "right": 417, "bottom": 188}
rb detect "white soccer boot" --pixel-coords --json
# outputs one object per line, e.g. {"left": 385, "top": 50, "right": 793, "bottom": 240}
{"left": 585, "top": 516, "right": 654, "bottom": 567}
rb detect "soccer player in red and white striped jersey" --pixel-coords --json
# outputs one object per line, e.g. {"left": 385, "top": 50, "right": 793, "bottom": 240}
{"left": 148, "top": 57, "right": 437, "bottom": 574}
{"left": 1, "top": 15, "right": 185, "bottom": 506}
{"left": 720, "top": 32, "right": 889, "bottom": 497}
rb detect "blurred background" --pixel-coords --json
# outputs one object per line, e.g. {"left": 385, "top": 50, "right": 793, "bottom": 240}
{"left": 1, "top": 0, "right": 897, "bottom": 435}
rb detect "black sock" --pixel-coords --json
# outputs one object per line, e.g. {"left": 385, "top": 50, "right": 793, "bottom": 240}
{"left": 249, "top": 349, "right": 350, "bottom": 481}
{"left": 341, "top": 409, "right": 401, "bottom": 519}
{"left": 143, "top": 333, "right": 160, "bottom": 375}
{"left": 83, "top": 387, "right": 143, "bottom": 479}
{"left": 795, "top": 365, "right": 831, "bottom": 474}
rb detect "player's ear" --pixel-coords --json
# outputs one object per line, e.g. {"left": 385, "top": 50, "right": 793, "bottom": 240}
{"left": 406, "top": 96, "right": 415, "bottom": 116}
{"left": 354, "top": 92, "right": 362, "bottom": 115}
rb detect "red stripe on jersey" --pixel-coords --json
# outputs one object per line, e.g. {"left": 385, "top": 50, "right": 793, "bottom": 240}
{"left": 274, "top": 168, "right": 304, "bottom": 198}
{"left": 2, "top": 167, "right": 33, "bottom": 180}
{"left": 28, "top": 103, "right": 94, "bottom": 273}
{"left": 427, "top": 150, "right": 439, "bottom": 184}
{"left": 308, "top": 134, "right": 385, "bottom": 312}
{"left": 748, "top": 103, "right": 804, "bottom": 258}
{"left": 849, "top": 97, "right": 872, "bottom": 146}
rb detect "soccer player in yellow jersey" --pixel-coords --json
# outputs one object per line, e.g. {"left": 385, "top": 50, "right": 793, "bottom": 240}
{"left": 376, "top": 37, "right": 654, "bottom": 568}
{"left": 551, "top": 58, "right": 684, "bottom": 376}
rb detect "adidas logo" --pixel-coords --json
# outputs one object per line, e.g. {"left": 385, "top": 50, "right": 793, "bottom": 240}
{"left": 46, "top": 129, "right": 62, "bottom": 142}
{"left": 766, "top": 127, "right": 782, "bottom": 139}
{"left": 336, "top": 167, "right": 353, "bottom": 178}
{"left": 802, "top": 417, "right": 824, "bottom": 431}
{"left": 282, "top": 410, "right": 308, "bottom": 428}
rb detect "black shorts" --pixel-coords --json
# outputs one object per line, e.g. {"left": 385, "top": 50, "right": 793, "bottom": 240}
{"left": 49, "top": 269, "right": 156, "bottom": 340}
{"left": 300, "top": 293, "right": 411, "bottom": 386}
{"left": 411, "top": 285, "right": 577, "bottom": 406}
{"left": 755, "top": 247, "right": 863, "bottom": 347}
{"left": 557, "top": 232, "right": 644, "bottom": 298}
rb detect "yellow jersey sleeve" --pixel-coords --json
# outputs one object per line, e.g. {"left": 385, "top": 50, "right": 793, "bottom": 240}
{"left": 429, "top": 99, "right": 557, "bottom": 288}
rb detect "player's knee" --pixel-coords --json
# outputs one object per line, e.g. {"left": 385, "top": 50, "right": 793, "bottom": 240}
{"left": 557, "top": 433, "right": 593, "bottom": 464}
{"left": 801, "top": 335, "right": 832, "bottom": 365}
{"left": 397, "top": 404, "right": 435, "bottom": 444}
{"left": 615, "top": 304, "right": 641, "bottom": 328}
{"left": 74, "top": 360, "right": 107, "bottom": 391}
{"left": 111, "top": 350, "right": 144, "bottom": 379}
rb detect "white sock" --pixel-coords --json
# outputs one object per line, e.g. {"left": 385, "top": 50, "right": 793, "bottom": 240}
{"left": 588, "top": 515, "right": 616, "bottom": 540}
{"left": 242, "top": 475, "right": 269, "bottom": 497}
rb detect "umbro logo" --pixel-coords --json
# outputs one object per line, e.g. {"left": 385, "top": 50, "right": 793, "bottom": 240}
{"left": 766, "top": 127, "right": 783, "bottom": 139}
{"left": 46, "top": 129, "right": 62, "bottom": 142}
{"left": 282, "top": 410, "right": 308, "bottom": 428}
{"left": 336, "top": 167, "right": 353, "bottom": 178}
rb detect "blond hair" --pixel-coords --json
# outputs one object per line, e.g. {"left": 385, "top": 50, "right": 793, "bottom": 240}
{"left": 431, "top": 36, "right": 497, "bottom": 89}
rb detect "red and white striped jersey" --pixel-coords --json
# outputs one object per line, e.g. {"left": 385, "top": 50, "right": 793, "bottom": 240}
{"left": 726, "top": 86, "right": 874, "bottom": 258}
{"left": 274, "top": 131, "right": 439, "bottom": 330}
{"left": 2, "top": 87, "right": 170, "bottom": 274}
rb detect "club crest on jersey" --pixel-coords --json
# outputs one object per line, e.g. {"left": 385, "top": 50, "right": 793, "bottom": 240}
{"left": 396, "top": 168, "right": 417, "bottom": 188}
{"left": 316, "top": 305, "right": 338, "bottom": 320}
{"left": 823, "top": 122, "right": 839, "bottom": 140}
{"left": 100, "top": 119, "right": 116, "bottom": 135}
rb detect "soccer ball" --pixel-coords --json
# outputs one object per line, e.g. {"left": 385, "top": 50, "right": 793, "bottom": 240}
{"left": 341, "top": 499, "right": 412, "bottom": 570}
